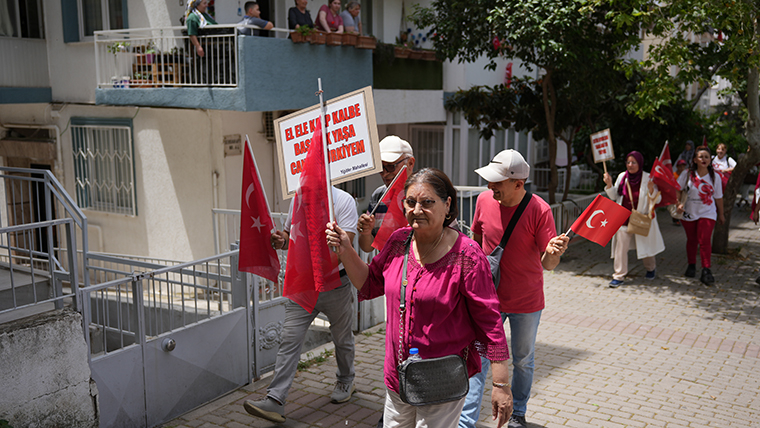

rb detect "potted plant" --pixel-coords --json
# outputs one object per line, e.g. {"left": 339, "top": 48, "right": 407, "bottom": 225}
{"left": 356, "top": 35, "right": 377, "bottom": 49}
{"left": 408, "top": 49, "right": 425, "bottom": 60}
{"left": 420, "top": 49, "right": 438, "bottom": 61}
{"left": 291, "top": 26, "right": 314, "bottom": 43}
{"left": 394, "top": 45, "right": 411, "bottom": 59}
{"left": 130, "top": 72, "right": 155, "bottom": 88}
{"left": 310, "top": 30, "right": 327, "bottom": 45}
{"left": 135, "top": 42, "right": 158, "bottom": 64}
{"left": 342, "top": 32, "right": 358, "bottom": 46}
{"left": 325, "top": 32, "right": 343, "bottom": 46}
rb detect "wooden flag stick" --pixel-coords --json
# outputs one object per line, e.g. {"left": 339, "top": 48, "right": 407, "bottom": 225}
{"left": 603, "top": 160, "right": 608, "bottom": 176}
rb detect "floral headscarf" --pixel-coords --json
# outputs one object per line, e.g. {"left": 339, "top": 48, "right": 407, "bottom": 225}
{"left": 185, "top": 0, "right": 209, "bottom": 29}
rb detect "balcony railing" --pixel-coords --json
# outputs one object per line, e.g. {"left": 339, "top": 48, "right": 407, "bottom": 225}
{"left": 94, "top": 25, "right": 253, "bottom": 88}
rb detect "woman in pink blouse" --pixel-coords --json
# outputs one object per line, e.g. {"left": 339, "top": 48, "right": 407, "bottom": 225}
{"left": 327, "top": 168, "right": 513, "bottom": 428}
{"left": 317, "top": 0, "right": 344, "bottom": 33}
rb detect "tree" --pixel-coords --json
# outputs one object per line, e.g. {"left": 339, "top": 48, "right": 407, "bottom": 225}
{"left": 412, "top": 0, "right": 642, "bottom": 203}
{"left": 612, "top": 0, "right": 760, "bottom": 253}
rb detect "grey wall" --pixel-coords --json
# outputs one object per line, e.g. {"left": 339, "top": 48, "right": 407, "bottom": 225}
{"left": 0, "top": 309, "right": 98, "bottom": 428}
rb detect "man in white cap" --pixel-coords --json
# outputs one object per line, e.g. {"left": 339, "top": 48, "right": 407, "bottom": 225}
{"left": 459, "top": 149, "right": 569, "bottom": 428}
{"left": 357, "top": 135, "right": 415, "bottom": 252}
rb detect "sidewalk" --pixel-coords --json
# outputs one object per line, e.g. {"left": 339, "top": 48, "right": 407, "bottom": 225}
{"left": 164, "top": 210, "right": 760, "bottom": 428}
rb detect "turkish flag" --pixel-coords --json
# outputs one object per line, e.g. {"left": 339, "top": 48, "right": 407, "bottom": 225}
{"left": 658, "top": 141, "right": 672, "bottom": 171}
{"left": 238, "top": 136, "right": 280, "bottom": 283}
{"left": 372, "top": 167, "right": 408, "bottom": 251}
{"left": 651, "top": 158, "right": 680, "bottom": 207}
{"left": 570, "top": 194, "right": 630, "bottom": 246}
{"left": 283, "top": 118, "right": 341, "bottom": 312}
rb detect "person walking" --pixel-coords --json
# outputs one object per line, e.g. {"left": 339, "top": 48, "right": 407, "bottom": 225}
{"left": 602, "top": 151, "right": 665, "bottom": 288}
{"left": 243, "top": 186, "right": 358, "bottom": 423}
{"left": 676, "top": 146, "right": 724, "bottom": 285}
{"left": 327, "top": 168, "right": 514, "bottom": 428}
{"left": 459, "top": 149, "right": 569, "bottom": 428}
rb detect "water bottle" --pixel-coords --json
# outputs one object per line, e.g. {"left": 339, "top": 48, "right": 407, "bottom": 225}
{"left": 407, "top": 348, "right": 422, "bottom": 362}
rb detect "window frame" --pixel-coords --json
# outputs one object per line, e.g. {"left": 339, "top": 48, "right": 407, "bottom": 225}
{"left": 62, "top": 0, "right": 128, "bottom": 43}
{"left": 70, "top": 117, "right": 138, "bottom": 216}
{"left": 1, "top": 0, "right": 45, "bottom": 39}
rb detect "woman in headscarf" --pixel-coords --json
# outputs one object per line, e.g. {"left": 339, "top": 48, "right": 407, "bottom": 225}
{"left": 603, "top": 151, "right": 665, "bottom": 288}
{"left": 186, "top": 0, "right": 217, "bottom": 57}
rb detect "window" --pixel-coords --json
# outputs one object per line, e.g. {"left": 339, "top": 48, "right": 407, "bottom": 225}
{"left": 0, "top": 0, "right": 44, "bottom": 38}
{"left": 410, "top": 126, "right": 445, "bottom": 171}
{"left": 71, "top": 118, "right": 137, "bottom": 215}
{"left": 61, "top": 0, "right": 127, "bottom": 42}
{"left": 80, "top": 0, "right": 125, "bottom": 37}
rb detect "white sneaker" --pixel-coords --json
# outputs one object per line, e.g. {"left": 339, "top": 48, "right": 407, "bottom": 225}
{"left": 243, "top": 397, "right": 285, "bottom": 423}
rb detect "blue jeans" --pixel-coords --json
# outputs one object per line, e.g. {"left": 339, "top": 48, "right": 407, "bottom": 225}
{"left": 459, "top": 310, "right": 542, "bottom": 427}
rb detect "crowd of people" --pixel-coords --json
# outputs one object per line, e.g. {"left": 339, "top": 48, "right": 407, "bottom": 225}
{"left": 241, "top": 135, "right": 753, "bottom": 428}
{"left": 184, "top": 0, "right": 364, "bottom": 41}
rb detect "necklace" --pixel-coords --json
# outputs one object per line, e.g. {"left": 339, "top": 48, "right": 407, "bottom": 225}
{"left": 416, "top": 229, "right": 446, "bottom": 262}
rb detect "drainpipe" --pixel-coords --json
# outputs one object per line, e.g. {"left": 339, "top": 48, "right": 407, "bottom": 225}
{"left": 0, "top": 122, "right": 64, "bottom": 183}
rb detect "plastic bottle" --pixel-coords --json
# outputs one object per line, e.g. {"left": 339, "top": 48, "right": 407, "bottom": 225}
{"left": 407, "top": 348, "right": 421, "bottom": 362}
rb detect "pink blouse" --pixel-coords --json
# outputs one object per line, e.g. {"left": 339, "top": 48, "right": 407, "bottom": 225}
{"left": 359, "top": 227, "right": 509, "bottom": 393}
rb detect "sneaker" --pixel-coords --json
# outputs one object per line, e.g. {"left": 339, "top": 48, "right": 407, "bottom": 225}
{"left": 330, "top": 381, "right": 355, "bottom": 403}
{"left": 243, "top": 397, "right": 285, "bottom": 423}
{"left": 609, "top": 279, "right": 624, "bottom": 288}
{"left": 684, "top": 264, "right": 696, "bottom": 278}
{"left": 700, "top": 268, "right": 715, "bottom": 285}
{"left": 645, "top": 269, "right": 656, "bottom": 280}
{"left": 508, "top": 414, "right": 527, "bottom": 428}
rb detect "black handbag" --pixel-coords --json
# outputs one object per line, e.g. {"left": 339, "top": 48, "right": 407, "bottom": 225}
{"left": 487, "top": 192, "right": 532, "bottom": 289}
{"left": 396, "top": 233, "right": 469, "bottom": 406}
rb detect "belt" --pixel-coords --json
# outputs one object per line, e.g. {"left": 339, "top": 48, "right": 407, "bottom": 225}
{"left": 339, "top": 269, "right": 347, "bottom": 277}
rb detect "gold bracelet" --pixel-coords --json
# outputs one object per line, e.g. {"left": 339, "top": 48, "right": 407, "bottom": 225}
{"left": 493, "top": 382, "right": 510, "bottom": 388}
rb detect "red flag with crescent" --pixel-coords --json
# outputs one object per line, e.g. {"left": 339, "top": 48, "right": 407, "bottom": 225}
{"left": 282, "top": 118, "right": 341, "bottom": 312}
{"left": 238, "top": 136, "right": 280, "bottom": 282}
{"left": 651, "top": 158, "right": 679, "bottom": 207}
{"left": 372, "top": 167, "right": 408, "bottom": 251}
{"left": 570, "top": 194, "right": 630, "bottom": 246}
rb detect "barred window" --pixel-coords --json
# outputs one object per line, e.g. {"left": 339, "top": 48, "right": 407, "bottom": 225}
{"left": 71, "top": 118, "right": 136, "bottom": 215}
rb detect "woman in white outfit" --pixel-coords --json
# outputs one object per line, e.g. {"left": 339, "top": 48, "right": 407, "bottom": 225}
{"left": 603, "top": 151, "right": 666, "bottom": 288}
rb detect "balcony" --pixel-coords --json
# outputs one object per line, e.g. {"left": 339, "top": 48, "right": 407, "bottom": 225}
{"left": 94, "top": 26, "right": 373, "bottom": 112}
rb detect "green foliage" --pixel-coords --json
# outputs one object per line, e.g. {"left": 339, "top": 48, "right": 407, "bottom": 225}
{"left": 0, "top": 420, "right": 12, "bottom": 428}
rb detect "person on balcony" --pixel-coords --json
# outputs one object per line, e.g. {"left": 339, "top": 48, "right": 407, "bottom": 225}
{"left": 317, "top": 0, "right": 344, "bottom": 33}
{"left": 340, "top": 1, "right": 362, "bottom": 34}
{"left": 237, "top": 1, "right": 274, "bottom": 36}
{"left": 185, "top": 0, "right": 217, "bottom": 57}
{"left": 288, "top": 0, "right": 314, "bottom": 30}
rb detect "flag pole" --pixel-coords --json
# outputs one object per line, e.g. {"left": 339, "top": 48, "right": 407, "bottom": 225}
{"left": 317, "top": 78, "right": 335, "bottom": 224}
{"left": 602, "top": 160, "right": 608, "bottom": 176}
{"left": 659, "top": 140, "right": 669, "bottom": 161}
{"left": 369, "top": 165, "right": 407, "bottom": 216}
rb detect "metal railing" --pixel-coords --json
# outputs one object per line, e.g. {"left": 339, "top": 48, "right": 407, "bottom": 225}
{"left": 80, "top": 250, "right": 241, "bottom": 358}
{"left": 94, "top": 25, "right": 242, "bottom": 88}
{"left": 534, "top": 166, "right": 599, "bottom": 193}
{"left": 0, "top": 167, "right": 89, "bottom": 318}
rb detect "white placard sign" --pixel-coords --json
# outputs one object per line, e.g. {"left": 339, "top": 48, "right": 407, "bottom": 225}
{"left": 274, "top": 86, "right": 380, "bottom": 199}
{"left": 590, "top": 128, "right": 614, "bottom": 163}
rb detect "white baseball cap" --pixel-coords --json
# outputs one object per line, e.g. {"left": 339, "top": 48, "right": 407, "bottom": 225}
{"left": 379, "top": 135, "right": 413, "bottom": 163}
{"left": 475, "top": 149, "right": 530, "bottom": 182}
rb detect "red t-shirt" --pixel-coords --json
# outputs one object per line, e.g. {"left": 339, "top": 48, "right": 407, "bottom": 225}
{"left": 472, "top": 191, "right": 556, "bottom": 313}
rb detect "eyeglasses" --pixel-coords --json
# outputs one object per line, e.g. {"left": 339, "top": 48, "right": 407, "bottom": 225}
{"left": 382, "top": 158, "right": 406, "bottom": 173}
{"left": 403, "top": 198, "right": 437, "bottom": 209}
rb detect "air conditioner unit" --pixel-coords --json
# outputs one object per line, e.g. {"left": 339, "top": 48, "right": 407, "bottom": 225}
{"left": 262, "top": 111, "right": 276, "bottom": 142}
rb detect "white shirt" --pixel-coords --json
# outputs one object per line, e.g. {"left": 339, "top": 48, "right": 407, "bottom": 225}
{"left": 677, "top": 171, "right": 723, "bottom": 221}
{"left": 711, "top": 155, "right": 736, "bottom": 172}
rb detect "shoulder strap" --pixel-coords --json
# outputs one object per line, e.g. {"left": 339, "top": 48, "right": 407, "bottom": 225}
{"left": 498, "top": 192, "right": 532, "bottom": 249}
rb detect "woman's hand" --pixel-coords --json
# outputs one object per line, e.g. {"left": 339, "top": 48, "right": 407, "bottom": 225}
{"left": 326, "top": 221, "right": 351, "bottom": 256}
{"left": 357, "top": 213, "right": 375, "bottom": 235}
{"left": 648, "top": 180, "right": 655, "bottom": 193}
{"left": 603, "top": 172, "right": 613, "bottom": 189}
{"left": 491, "top": 383, "right": 513, "bottom": 428}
